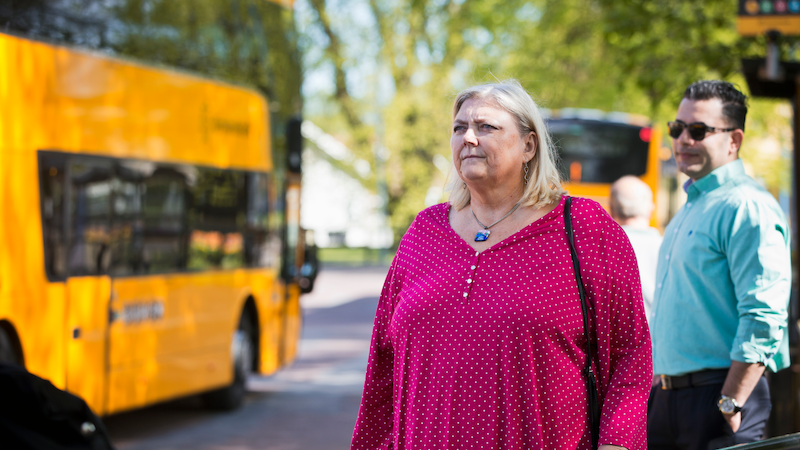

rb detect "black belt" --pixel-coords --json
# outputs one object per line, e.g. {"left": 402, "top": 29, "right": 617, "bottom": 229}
{"left": 660, "top": 369, "right": 729, "bottom": 390}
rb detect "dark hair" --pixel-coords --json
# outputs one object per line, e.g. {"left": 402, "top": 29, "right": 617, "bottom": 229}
{"left": 683, "top": 80, "right": 748, "bottom": 132}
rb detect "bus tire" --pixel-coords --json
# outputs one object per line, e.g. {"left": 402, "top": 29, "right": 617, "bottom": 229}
{"left": 202, "top": 312, "right": 254, "bottom": 410}
{"left": 0, "top": 326, "right": 20, "bottom": 366}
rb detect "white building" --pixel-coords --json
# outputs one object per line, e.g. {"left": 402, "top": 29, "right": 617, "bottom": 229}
{"left": 300, "top": 121, "right": 393, "bottom": 249}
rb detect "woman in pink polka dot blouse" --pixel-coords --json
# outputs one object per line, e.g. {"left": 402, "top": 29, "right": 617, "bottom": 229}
{"left": 351, "top": 80, "right": 652, "bottom": 450}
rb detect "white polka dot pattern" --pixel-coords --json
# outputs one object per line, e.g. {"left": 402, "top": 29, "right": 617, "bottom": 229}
{"left": 351, "top": 195, "right": 652, "bottom": 450}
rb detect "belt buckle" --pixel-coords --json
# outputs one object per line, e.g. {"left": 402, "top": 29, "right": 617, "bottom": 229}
{"left": 661, "top": 374, "right": 672, "bottom": 390}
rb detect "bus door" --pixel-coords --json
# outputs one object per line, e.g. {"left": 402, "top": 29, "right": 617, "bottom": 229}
{"left": 64, "top": 157, "right": 114, "bottom": 414}
{"left": 106, "top": 165, "right": 199, "bottom": 412}
{"left": 108, "top": 275, "right": 169, "bottom": 412}
{"left": 66, "top": 276, "right": 111, "bottom": 414}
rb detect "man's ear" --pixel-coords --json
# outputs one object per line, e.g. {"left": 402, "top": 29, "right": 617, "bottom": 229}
{"left": 730, "top": 129, "right": 744, "bottom": 156}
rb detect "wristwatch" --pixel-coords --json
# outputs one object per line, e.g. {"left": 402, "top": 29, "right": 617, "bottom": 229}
{"left": 718, "top": 395, "right": 742, "bottom": 415}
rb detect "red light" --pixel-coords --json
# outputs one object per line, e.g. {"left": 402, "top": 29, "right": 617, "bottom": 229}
{"left": 570, "top": 161, "right": 582, "bottom": 182}
{"left": 639, "top": 127, "right": 652, "bottom": 143}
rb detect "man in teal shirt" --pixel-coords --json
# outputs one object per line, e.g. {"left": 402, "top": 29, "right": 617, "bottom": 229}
{"left": 648, "top": 81, "right": 791, "bottom": 449}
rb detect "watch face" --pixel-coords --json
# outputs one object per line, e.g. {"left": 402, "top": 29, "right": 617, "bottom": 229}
{"left": 719, "top": 398, "right": 735, "bottom": 414}
{"left": 718, "top": 396, "right": 741, "bottom": 414}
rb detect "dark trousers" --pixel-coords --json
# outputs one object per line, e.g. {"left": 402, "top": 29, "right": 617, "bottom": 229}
{"left": 647, "top": 377, "right": 771, "bottom": 450}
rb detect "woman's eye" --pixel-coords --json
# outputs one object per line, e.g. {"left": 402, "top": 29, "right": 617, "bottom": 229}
{"left": 453, "top": 125, "right": 465, "bottom": 132}
{"left": 481, "top": 124, "right": 496, "bottom": 130}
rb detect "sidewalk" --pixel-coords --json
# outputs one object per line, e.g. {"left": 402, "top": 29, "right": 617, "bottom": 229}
{"left": 301, "top": 265, "right": 390, "bottom": 309}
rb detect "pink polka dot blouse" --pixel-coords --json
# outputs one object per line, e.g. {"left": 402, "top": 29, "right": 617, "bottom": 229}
{"left": 351, "top": 195, "right": 652, "bottom": 450}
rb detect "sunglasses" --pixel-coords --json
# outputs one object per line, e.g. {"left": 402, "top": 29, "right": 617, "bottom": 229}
{"left": 667, "top": 120, "right": 737, "bottom": 141}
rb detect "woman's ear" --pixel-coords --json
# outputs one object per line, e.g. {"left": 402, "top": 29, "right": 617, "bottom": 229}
{"left": 523, "top": 131, "right": 537, "bottom": 162}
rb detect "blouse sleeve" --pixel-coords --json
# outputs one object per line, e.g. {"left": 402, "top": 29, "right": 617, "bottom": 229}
{"left": 573, "top": 199, "right": 653, "bottom": 450}
{"left": 350, "top": 256, "right": 401, "bottom": 450}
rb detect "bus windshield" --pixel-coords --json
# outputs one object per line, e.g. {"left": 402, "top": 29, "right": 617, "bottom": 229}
{"left": 548, "top": 119, "right": 651, "bottom": 184}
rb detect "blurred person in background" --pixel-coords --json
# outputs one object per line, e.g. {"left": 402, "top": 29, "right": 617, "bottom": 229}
{"left": 609, "top": 175, "right": 662, "bottom": 322}
{"left": 648, "top": 80, "right": 791, "bottom": 449}
{"left": 351, "top": 80, "right": 652, "bottom": 450}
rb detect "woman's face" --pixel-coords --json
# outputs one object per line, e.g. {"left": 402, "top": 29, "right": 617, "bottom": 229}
{"left": 451, "top": 97, "right": 536, "bottom": 190}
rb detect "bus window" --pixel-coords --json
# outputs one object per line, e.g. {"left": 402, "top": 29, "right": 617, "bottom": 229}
{"left": 109, "top": 164, "right": 145, "bottom": 277}
{"left": 190, "top": 169, "right": 245, "bottom": 232}
{"left": 39, "top": 153, "right": 67, "bottom": 281}
{"left": 67, "top": 159, "right": 112, "bottom": 277}
{"left": 245, "top": 173, "right": 274, "bottom": 268}
{"left": 142, "top": 168, "right": 189, "bottom": 273}
{"left": 188, "top": 168, "right": 247, "bottom": 270}
{"left": 246, "top": 173, "right": 270, "bottom": 231}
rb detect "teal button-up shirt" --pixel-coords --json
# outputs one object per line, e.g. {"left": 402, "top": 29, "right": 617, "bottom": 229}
{"left": 651, "top": 159, "right": 791, "bottom": 376}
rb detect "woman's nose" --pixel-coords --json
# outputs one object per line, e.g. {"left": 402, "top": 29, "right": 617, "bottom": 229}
{"left": 463, "top": 128, "right": 478, "bottom": 146}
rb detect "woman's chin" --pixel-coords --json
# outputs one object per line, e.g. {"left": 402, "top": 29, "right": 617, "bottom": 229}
{"left": 460, "top": 171, "right": 489, "bottom": 184}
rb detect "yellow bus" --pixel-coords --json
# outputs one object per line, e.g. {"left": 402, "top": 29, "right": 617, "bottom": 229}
{"left": 546, "top": 111, "right": 670, "bottom": 228}
{"left": 0, "top": 29, "right": 311, "bottom": 415}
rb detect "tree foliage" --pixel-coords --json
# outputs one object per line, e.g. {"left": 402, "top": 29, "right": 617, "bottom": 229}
{"left": 299, "top": 0, "right": 797, "bottom": 243}
{"left": 299, "top": 0, "right": 532, "bottom": 239}
{"left": 3, "top": 0, "right": 303, "bottom": 171}
{"left": 3, "top": 0, "right": 794, "bottom": 244}
{"left": 597, "top": 0, "right": 742, "bottom": 108}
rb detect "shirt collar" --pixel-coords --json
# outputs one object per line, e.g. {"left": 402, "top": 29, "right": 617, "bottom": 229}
{"left": 683, "top": 159, "right": 744, "bottom": 199}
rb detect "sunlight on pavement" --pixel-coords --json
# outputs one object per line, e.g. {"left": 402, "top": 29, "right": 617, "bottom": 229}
{"left": 301, "top": 267, "right": 387, "bottom": 309}
{"left": 298, "top": 339, "right": 371, "bottom": 357}
{"left": 248, "top": 339, "right": 371, "bottom": 393}
{"left": 249, "top": 268, "right": 387, "bottom": 395}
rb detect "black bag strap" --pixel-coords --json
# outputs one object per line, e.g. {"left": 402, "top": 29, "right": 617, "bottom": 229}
{"left": 564, "top": 196, "right": 601, "bottom": 450}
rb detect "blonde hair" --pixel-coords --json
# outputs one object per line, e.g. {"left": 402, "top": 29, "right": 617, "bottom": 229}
{"left": 448, "top": 80, "right": 564, "bottom": 210}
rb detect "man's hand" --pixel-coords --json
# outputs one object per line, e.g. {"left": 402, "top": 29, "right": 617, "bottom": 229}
{"left": 719, "top": 361, "right": 766, "bottom": 434}
{"left": 598, "top": 446, "right": 626, "bottom": 450}
{"left": 723, "top": 412, "right": 742, "bottom": 433}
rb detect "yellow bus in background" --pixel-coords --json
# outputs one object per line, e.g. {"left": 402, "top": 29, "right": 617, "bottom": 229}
{"left": 0, "top": 32, "right": 311, "bottom": 414}
{"left": 546, "top": 110, "right": 672, "bottom": 228}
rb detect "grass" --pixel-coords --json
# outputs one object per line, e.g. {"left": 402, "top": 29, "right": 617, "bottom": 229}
{"left": 318, "top": 247, "right": 395, "bottom": 267}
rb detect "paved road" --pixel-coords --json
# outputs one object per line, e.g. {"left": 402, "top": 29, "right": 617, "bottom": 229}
{"left": 106, "top": 266, "right": 388, "bottom": 450}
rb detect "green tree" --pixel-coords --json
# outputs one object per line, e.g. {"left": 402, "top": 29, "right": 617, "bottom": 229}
{"left": 300, "top": 0, "right": 535, "bottom": 240}
{"left": 109, "top": 0, "right": 303, "bottom": 170}
{"left": 502, "top": 0, "right": 651, "bottom": 114}
{"left": 594, "top": 0, "right": 798, "bottom": 195}
{"left": 596, "top": 0, "right": 744, "bottom": 109}
{"left": 3, "top": 0, "right": 304, "bottom": 171}
{"left": 300, "top": 0, "right": 798, "bottom": 241}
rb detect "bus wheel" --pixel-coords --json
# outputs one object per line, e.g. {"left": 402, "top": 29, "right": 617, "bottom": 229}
{"left": 0, "top": 326, "right": 20, "bottom": 366}
{"left": 202, "top": 312, "right": 254, "bottom": 410}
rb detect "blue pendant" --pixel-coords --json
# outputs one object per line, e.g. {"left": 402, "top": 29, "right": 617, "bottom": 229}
{"left": 474, "top": 230, "right": 490, "bottom": 242}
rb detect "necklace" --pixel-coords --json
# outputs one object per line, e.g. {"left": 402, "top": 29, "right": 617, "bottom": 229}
{"left": 470, "top": 201, "right": 522, "bottom": 242}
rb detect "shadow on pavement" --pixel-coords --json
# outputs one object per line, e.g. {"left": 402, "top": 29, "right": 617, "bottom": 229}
{"left": 305, "top": 296, "right": 380, "bottom": 327}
